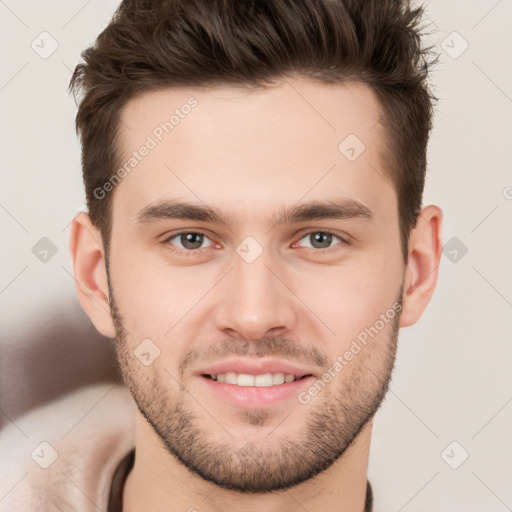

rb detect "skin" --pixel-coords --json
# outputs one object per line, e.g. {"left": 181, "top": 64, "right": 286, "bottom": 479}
{"left": 70, "top": 77, "right": 442, "bottom": 512}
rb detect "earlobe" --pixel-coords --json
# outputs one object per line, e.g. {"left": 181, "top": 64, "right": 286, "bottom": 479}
{"left": 399, "top": 205, "right": 443, "bottom": 328}
{"left": 69, "top": 212, "right": 116, "bottom": 338}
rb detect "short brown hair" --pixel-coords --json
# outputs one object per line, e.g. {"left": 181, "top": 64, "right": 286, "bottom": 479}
{"left": 69, "top": 0, "right": 437, "bottom": 261}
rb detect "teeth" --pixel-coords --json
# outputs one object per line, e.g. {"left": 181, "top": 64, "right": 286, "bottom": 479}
{"left": 210, "top": 372, "right": 300, "bottom": 387}
{"left": 272, "top": 373, "right": 285, "bottom": 385}
{"left": 225, "top": 372, "right": 238, "bottom": 385}
{"left": 237, "top": 373, "right": 255, "bottom": 386}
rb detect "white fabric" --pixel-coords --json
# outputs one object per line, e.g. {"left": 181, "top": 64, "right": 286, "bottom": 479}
{"left": 0, "top": 383, "right": 135, "bottom": 512}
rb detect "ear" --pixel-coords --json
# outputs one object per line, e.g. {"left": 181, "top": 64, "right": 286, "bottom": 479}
{"left": 69, "top": 211, "right": 116, "bottom": 338}
{"left": 400, "top": 205, "right": 443, "bottom": 327}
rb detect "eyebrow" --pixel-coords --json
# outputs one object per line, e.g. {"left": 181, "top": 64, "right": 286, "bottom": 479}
{"left": 136, "top": 197, "right": 373, "bottom": 228}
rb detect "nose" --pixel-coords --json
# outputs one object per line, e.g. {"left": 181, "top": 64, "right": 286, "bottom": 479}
{"left": 213, "top": 246, "right": 298, "bottom": 341}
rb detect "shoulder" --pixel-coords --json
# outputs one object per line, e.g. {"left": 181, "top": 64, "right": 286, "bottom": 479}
{"left": 0, "top": 383, "right": 135, "bottom": 512}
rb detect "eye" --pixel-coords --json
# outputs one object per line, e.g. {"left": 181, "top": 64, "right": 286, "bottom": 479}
{"left": 162, "top": 231, "right": 215, "bottom": 254}
{"left": 161, "top": 229, "right": 348, "bottom": 257}
{"left": 294, "top": 231, "right": 347, "bottom": 252}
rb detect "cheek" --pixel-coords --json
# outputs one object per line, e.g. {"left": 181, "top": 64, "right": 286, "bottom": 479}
{"left": 108, "top": 248, "right": 182, "bottom": 337}
{"left": 292, "top": 253, "right": 402, "bottom": 344}
{"left": 110, "top": 247, "right": 226, "bottom": 346}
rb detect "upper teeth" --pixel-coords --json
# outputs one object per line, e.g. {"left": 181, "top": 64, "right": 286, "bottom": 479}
{"left": 211, "top": 372, "right": 298, "bottom": 387}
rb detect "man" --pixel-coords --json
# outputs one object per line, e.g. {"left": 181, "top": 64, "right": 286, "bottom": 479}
{"left": 1, "top": 0, "right": 442, "bottom": 510}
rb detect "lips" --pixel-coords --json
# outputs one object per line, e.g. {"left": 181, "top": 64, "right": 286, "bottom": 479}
{"left": 196, "top": 358, "right": 316, "bottom": 381}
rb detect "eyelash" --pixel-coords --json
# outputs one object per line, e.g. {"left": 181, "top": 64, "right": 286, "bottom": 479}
{"left": 160, "top": 230, "right": 349, "bottom": 256}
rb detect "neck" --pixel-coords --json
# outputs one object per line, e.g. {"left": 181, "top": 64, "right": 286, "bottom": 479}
{"left": 123, "top": 411, "right": 373, "bottom": 512}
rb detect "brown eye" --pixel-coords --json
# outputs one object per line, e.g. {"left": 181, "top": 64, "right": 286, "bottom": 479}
{"left": 164, "top": 231, "right": 213, "bottom": 253}
{"left": 178, "top": 232, "right": 205, "bottom": 250}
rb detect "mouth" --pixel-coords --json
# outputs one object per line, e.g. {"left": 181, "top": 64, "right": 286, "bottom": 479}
{"left": 195, "top": 358, "right": 318, "bottom": 407}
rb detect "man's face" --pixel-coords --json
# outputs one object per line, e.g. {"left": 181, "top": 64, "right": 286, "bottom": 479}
{"left": 107, "top": 78, "right": 405, "bottom": 492}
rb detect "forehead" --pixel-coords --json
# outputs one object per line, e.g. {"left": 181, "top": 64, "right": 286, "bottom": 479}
{"left": 113, "top": 78, "right": 395, "bottom": 228}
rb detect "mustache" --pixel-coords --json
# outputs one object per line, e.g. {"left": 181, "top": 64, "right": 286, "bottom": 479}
{"left": 178, "top": 336, "right": 328, "bottom": 378}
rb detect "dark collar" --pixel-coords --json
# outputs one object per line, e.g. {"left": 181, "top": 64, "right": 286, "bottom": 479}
{"left": 107, "top": 447, "right": 135, "bottom": 512}
{"left": 108, "top": 448, "right": 373, "bottom": 511}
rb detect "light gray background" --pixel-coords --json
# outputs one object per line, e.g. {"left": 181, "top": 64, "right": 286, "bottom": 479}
{"left": 1, "top": 1, "right": 511, "bottom": 510}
